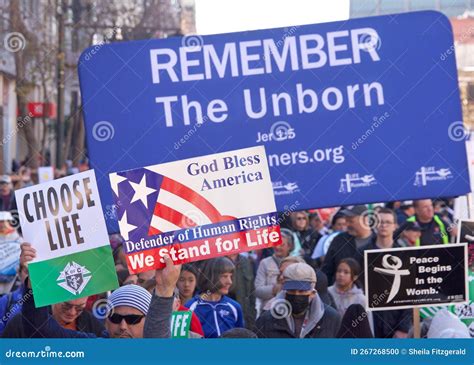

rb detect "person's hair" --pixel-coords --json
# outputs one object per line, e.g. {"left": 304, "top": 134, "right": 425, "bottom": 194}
{"left": 279, "top": 228, "right": 295, "bottom": 252}
{"left": 197, "top": 257, "right": 235, "bottom": 293}
{"left": 337, "top": 258, "right": 361, "bottom": 287}
{"left": 220, "top": 328, "right": 258, "bottom": 338}
{"left": 308, "top": 211, "right": 321, "bottom": 221}
{"left": 179, "top": 263, "right": 199, "bottom": 296}
{"left": 413, "top": 199, "right": 432, "bottom": 208}
{"left": 291, "top": 211, "right": 309, "bottom": 229}
{"left": 376, "top": 207, "right": 397, "bottom": 225}
{"left": 384, "top": 201, "right": 397, "bottom": 210}
{"left": 279, "top": 255, "right": 304, "bottom": 268}
{"left": 181, "top": 263, "right": 198, "bottom": 278}
{"left": 113, "top": 245, "right": 125, "bottom": 266}
{"left": 331, "top": 212, "right": 346, "bottom": 227}
{"left": 116, "top": 269, "right": 131, "bottom": 286}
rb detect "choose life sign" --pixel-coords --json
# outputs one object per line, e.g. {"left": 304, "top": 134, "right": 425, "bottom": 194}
{"left": 15, "top": 170, "right": 119, "bottom": 307}
{"left": 79, "top": 11, "right": 470, "bottom": 233}
{"left": 364, "top": 244, "right": 468, "bottom": 311}
{"left": 111, "top": 146, "right": 281, "bottom": 273}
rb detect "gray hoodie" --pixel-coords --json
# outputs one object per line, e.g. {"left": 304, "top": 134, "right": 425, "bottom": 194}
{"left": 260, "top": 290, "right": 340, "bottom": 338}
{"left": 328, "top": 285, "right": 366, "bottom": 318}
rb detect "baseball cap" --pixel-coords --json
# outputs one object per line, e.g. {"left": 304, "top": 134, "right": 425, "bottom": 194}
{"left": 0, "top": 175, "right": 11, "bottom": 184}
{"left": 400, "top": 200, "right": 414, "bottom": 209}
{"left": 400, "top": 221, "right": 422, "bottom": 232}
{"left": 0, "top": 211, "right": 13, "bottom": 221}
{"left": 282, "top": 263, "right": 317, "bottom": 291}
{"left": 340, "top": 205, "right": 367, "bottom": 217}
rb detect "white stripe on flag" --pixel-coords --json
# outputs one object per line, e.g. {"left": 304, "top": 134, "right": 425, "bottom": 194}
{"left": 149, "top": 215, "right": 182, "bottom": 233}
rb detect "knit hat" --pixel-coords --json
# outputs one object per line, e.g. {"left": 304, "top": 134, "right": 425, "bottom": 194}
{"left": 108, "top": 284, "right": 152, "bottom": 316}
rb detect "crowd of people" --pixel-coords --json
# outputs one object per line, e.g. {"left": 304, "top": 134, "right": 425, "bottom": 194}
{"left": 0, "top": 168, "right": 471, "bottom": 339}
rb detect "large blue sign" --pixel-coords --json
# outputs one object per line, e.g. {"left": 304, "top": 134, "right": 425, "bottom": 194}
{"left": 79, "top": 11, "right": 470, "bottom": 233}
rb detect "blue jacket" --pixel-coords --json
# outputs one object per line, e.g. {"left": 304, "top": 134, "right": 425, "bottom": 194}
{"left": 185, "top": 295, "right": 244, "bottom": 338}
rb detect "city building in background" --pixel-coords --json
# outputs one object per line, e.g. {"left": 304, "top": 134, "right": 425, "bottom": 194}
{"left": 350, "top": 0, "right": 472, "bottom": 18}
{"left": 350, "top": 0, "right": 474, "bottom": 127}
{"left": 0, "top": 0, "right": 196, "bottom": 174}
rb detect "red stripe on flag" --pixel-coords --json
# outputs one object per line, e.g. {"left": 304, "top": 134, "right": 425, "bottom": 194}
{"left": 153, "top": 202, "right": 197, "bottom": 228}
{"left": 161, "top": 176, "right": 224, "bottom": 222}
{"left": 148, "top": 226, "right": 162, "bottom": 236}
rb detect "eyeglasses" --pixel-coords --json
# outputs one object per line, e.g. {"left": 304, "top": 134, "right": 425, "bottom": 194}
{"left": 108, "top": 313, "right": 145, "bottom": 325}
{"left": 61, "top": 302, "right": 86, "bottom": 314}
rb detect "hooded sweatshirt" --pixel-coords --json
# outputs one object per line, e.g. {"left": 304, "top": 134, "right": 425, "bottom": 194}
{"left": 256, "top": 290, "right": 341, "bottom": 338}
{"left": 328, "top": 284, "right": 366, "bottom": 318}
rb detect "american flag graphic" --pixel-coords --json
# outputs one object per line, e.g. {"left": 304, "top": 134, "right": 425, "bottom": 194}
{"left": 111, "top": 168, "right": 232, "bottom": 242}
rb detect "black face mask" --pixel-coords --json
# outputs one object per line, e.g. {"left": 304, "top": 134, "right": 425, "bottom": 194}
{"left": 286, "top": 293, "right": 310, "bottom": 315}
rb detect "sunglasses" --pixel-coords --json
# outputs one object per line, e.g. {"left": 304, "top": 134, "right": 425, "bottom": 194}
{"left": 108, "top": 313, "right": 145, "bottom": 325}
